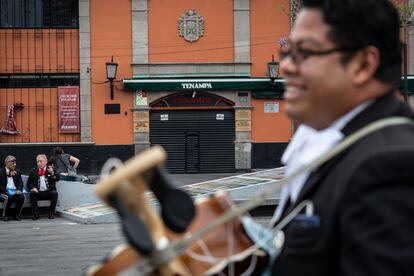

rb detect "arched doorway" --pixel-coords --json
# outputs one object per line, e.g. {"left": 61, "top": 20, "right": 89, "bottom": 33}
{"left": 150, "top": 92, "right": 235, "bottom": 173}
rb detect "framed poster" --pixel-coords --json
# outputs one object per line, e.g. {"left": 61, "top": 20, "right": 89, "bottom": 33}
{"left": 58, "top": 86, "right": 80, "bottom": 133}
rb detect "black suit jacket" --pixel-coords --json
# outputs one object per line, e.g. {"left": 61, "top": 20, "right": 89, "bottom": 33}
{"left": 273, "top": 93, "right": 414, "bottom": 276}
{"left": 27, "top": 167, "right": 60, "bottom": 192}
{"left": 0, "top": 167, "right": 23, "bottom": 194}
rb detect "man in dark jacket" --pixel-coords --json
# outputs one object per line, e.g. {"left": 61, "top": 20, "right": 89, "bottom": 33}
{"left": 272, "top": 0, "right": 414, "bottom": 275}
{"left": 27, "top": 154, "right": 59, "bottom": 220}
{"left": 0, "top": 155, "right": 24, "bottom": 221}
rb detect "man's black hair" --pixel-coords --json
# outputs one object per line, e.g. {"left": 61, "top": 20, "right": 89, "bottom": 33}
{"left": 301, "top": 0, "right": 402, "bottom": 87}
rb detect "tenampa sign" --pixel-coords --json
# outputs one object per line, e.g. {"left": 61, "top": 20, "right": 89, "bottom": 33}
{"left": 181, "top": 82, "right": 213, "bottom": 89}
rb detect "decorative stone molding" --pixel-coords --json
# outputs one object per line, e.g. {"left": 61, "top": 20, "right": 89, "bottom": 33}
{"left": 132, "top": 62, "right": 251, "bottom": 76}
{"left": 178, "top": 9, "right": 205, "bottom": 42}
{"left": 290, "top": 0, "right": 302, "bottom": 28}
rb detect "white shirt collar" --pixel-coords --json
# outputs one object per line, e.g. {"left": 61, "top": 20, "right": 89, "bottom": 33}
{"left": 281, "top": 100, "right": 372, "bottom": 202}
{"left": 5, "top": 167, "right": 13, "bottom": 177}
{"left": 272, "top": 101, "right": 373, "bottom": 224}
{"left": 330, "top": 100, "right": 373, "bottom": 132}
{"left": 282, "top": 100, "right": 373, "bottom": 166}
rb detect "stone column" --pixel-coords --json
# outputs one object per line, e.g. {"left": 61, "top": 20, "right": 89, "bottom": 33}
{"left": 132, "top": 0, "right": 148, "bottom": 65}
{"left": 233, "top": 1, "right": 251, "bottom": 171}
{"left": 79, "top": 0, "right": 92, "bottom": 142}
{"left": 290, "top": 0, "right": 302, "bottom": 29}
{"left": 234, "top": 91, "right": 252, "bottom": 171}
{"left": 409, "top": 0, "right": 414, "bottom": 75}
{"left": 234, "top": 0, "right": 250, "bottom": 63}
{"left": 132, "top": 92, "right": 151, "bottom": 154}
{"left": 131, "top": 0, "right": 150, "bottom": 153}
{"left": 406, "top": 0, "right": 414, "bottom": 106}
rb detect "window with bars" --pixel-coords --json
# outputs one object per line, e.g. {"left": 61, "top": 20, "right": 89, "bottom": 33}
{"left": 0, "top": 0, "right": 79, "bottom": 28}
{"left": 0, "top": 74, "right": 79, "bottom": 88}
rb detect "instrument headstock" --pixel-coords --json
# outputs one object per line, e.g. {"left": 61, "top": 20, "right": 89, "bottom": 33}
{"left": 91, "top": 146, "right": 195, "bottom": 275}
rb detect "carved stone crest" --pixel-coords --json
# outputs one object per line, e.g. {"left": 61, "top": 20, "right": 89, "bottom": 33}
{"left": 178, "top": 9, "right": 204, "bottom": 43}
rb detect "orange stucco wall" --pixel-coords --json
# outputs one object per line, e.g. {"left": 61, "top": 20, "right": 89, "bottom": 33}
{"left": 0, "top": 28, "right": 80, "bottom": 143}
{"left": 251, "top": 0, "right": 290, "bottom": 77}
{"left": 251, "top": 0, "right": 292, "bottom": 142}
{"left": 0, "top": 29, "right": 79, "bottom": 74}
{"left": 251, "top": 99, "right": 292, "bottom": 142}
{"left": 90, "top": 0, "right": 133, "bottom": 145}
{"left": 0, "top": 88, "right": 80, "bottom": 143}
{"left": 148, "top": 0, "right": 234, "bottom": 63}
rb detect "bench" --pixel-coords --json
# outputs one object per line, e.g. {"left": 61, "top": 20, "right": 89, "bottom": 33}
{"left": 0, "top": 175, "right": 52, "bottom": 217}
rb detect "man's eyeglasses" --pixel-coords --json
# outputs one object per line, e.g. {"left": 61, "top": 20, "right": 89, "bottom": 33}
{"left": 8, "top": 160, "right": 16, "bottom": 163}
{"left": 279, "top": 44, "right": 363, "bottom": 65}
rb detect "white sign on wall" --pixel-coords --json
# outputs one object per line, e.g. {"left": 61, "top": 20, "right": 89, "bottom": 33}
{"left": 160, "top": 114, "right": 169, "bottom": 121}
{"left": 216, "top": 114, "right": 224, "bottom": 120}
{"left": 264, "top": 102, "right": 279, "bottom": 113}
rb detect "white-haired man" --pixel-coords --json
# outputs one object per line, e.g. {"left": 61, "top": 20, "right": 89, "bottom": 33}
{"left": 27, "top": 154, "right": 59, "bottom": 220}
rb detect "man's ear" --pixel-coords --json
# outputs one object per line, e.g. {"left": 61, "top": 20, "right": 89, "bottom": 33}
{"left": 350, "top": 46, "right": 380, "bottom": 86}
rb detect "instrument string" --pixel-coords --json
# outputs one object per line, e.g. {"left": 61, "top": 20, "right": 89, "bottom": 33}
{"left": 184, "top": 199, "right": 313, "bottom": 276}
{"left": 184, "top": 224, "right": 257, "bottom": 276}
{"left": 227, "top": 200, "right": 313, "bottom": 259}
{"left": 240, "top": 253, "right": 258, "bottom": 276}
{"left": 185, "top": 240, "right": 221, "bottom": 263}
{"left": 181, "top": 260, "right": 193, "bottom": 276}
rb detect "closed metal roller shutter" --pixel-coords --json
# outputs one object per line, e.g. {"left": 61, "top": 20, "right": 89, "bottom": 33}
{"left": 150, "top": 110, "right": 235, "bottom": 173}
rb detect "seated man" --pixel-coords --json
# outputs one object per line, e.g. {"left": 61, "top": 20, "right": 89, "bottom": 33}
{"left": 27, "top": 154, "right": 60, "bottom": 220}
{"left": 0, "top": 155, "right": 25, "bottom": 221}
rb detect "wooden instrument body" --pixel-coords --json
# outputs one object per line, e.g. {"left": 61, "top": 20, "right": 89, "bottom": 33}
{"left": 169, "top": 193, "right": 268, "bottom": 275}
{"left": 89, "top": 193, "right": 268, "bottom": 275}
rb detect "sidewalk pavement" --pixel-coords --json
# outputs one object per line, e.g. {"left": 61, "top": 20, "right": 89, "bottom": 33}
{"left": 168, "top": 172, "right": 243, "bottom": 186}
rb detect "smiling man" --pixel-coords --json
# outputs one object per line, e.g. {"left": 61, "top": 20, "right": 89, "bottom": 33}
{"left": 272, "top": 0, "right": 414, "bottom": 275}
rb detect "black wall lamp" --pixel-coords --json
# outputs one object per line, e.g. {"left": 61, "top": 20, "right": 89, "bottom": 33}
{"left": 267, "top": 55, "right": 280, "bottom": 91}
{"left": 106, "top": 56, "right": 118, "bottom": 100}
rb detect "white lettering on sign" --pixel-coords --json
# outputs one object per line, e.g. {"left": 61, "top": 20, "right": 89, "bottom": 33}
{"left": 61, "top": 125, "right": 77, "bottom": 129}
{"left": 181, "top": 83, "right": 212, "bottom": 89}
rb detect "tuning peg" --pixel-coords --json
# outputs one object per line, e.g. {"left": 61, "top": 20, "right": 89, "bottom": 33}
{"left": 150, "top": 168, "right": 196, "bottom": 233}
{"left": 109, "top": 194, "right": 153, "bottom": 255}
